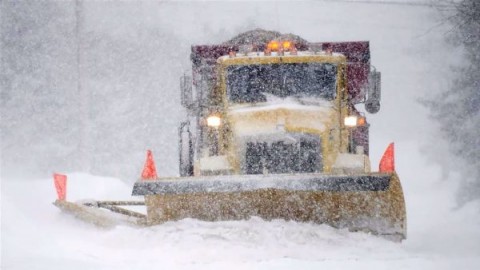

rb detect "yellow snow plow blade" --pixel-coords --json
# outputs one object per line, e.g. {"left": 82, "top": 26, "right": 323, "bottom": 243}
{"left": 53, "top": 200, "right": 147, "bottom": 228}
{"left": 132, "top": 172, "right": 406, "bottom": 241}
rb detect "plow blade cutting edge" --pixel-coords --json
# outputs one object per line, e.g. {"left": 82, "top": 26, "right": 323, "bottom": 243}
{"left": 132, "top": 172, "right": 406, "bottom": 241}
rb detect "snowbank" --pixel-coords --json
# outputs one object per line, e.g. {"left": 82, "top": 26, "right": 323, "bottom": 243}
{"left": 2, "top": 147, "right": 480, "bottom": 270}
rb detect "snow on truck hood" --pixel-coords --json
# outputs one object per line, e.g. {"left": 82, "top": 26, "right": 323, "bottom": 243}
{"left": 229, "top": 95, "right": 333, "bottom": 113}
{"left": 228, "top": 96, "right": 335, "bottom": 136}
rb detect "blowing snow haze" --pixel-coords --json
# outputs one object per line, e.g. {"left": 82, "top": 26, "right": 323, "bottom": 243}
{"left": 1, "top": 1, "right": 480, "bottom": 270}
{"left": 0, "top": 0, "right": 450, "bottom": 180}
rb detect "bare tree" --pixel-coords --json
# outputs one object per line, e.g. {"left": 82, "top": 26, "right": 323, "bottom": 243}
{"left": 426, "top": 0, "right": 480, "bottom": 204}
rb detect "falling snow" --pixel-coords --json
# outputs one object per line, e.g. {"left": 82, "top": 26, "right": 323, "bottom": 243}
{"left": 1, "top": 1, "right": 479, "bottom": 269}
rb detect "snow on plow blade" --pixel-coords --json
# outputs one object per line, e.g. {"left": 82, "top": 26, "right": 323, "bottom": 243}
{"left": 132, "top": 172, "right": 406, "bottom": 241}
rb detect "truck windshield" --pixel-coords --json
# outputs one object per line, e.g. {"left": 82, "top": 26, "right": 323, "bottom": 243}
{"left": 226, "top": 63, "right": 337, "bottom": 103}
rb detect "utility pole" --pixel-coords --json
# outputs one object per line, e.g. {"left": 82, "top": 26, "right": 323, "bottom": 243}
{"left": 76, "top": 0, "right": 91, "bottom": 172}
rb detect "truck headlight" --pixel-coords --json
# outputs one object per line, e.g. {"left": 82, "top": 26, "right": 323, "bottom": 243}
{"left": 207, "top": 115, "right": 221, "bottom": 128}
{"left": 344, "top": 116, "right": 358, "bottom": 127}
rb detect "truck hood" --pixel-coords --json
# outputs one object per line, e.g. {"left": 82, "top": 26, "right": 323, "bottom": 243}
{"left": 228, "top": 97, "right": 335, "bottom": 137}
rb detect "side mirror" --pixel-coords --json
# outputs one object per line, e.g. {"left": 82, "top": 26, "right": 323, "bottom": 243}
{"left": 178, "top": 121, "right": 194, "bottom": 176}
{"left": 365, "top": 70, "right": 381, "bottom": 114}
{"left": 180, "top": 74, "right": 193, "bottom": 108}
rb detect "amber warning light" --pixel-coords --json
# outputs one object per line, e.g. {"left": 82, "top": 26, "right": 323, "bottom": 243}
{"left": 282, "top": 41, "right": 292, "bottom": 50}
{"left": 267, "top": 40, "right": 280, "bottom": 51}
{"left": 265, "top": 40, "right": 297, "bottom": 55}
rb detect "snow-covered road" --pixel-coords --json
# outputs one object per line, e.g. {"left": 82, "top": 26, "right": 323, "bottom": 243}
{"left": 2, "top": 156, "right": 480, "bottom": 270}
{"left": 2, "top": 1, "right": 479, "bottom": 269}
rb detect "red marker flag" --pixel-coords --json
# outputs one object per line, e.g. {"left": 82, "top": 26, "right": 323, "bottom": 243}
{"left": 53, "top": 173, "right": 67, "bottom": 201}
{"left": 141, "top": 150, "right": 158, "bottom": 180}
{"left": 379, "top": 143, "right": 395, "bottom": 173}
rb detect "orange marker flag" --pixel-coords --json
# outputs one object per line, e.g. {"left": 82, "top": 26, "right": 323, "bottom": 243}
{"left": 379, "top": 143, "right": 395, "bottom": 173}
{"left": 141, "top": 150, "right": 158, "bottom": 180}
{"left": 53, "top": 173, "right": 67, "bottom": 201}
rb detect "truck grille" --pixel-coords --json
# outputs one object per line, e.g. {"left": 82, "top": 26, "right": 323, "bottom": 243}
{"left": 245, "top": 134, "right": 322, "bottom": 174}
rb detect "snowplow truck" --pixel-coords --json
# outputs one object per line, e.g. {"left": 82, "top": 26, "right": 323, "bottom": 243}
{"left": 54, "top": 30, "right": 405, "bottom": 241}
{"left": 131, "top": 30, "right": 406, "bottom": 240}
